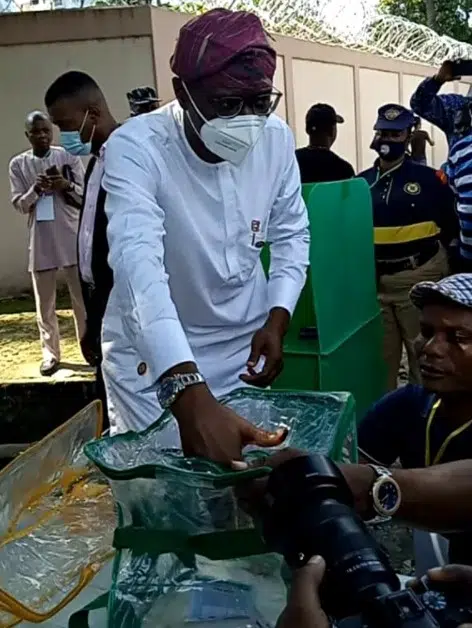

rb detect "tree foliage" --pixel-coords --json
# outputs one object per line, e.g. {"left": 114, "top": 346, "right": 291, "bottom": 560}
{"left": 379, "top": 0, "right": 472, "bottom": 43}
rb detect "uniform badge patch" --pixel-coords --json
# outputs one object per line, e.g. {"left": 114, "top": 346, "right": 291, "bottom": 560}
{"left": 404, "top": 182, "right": 421, "bottom": 195}
{"left": 384, "top": 108, "right": 401, "bottom": 121}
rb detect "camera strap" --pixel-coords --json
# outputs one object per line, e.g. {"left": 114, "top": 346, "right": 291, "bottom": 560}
{"left": 425, "top": 398, "right": 472, "bottom": 466}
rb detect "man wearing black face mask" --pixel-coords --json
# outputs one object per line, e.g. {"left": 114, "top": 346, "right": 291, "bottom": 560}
{"left": 358, "top": 104, "right": 459, "bottom": 390}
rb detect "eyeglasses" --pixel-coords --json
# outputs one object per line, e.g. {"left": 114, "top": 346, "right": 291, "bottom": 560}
{"left": 209, "top": 89, "right": 283, "bottom": 119}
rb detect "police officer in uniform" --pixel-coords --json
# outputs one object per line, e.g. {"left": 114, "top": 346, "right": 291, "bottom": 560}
{"left": 126, "top": 86, "right": 160, "bottom": 117}
{"left": 358, "top": 104, "right": 459, "bottom": 390}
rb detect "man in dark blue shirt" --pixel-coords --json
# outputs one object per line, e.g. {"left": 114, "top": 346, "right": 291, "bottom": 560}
{"left": 358, "top": 104, "right": 458, "bottom": 390}
{"left": 358, "top": 273, "right": 472, "bottom": 564}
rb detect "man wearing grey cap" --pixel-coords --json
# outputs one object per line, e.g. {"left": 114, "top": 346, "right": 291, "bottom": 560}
{"left": 358, "top": 103, "right": 459, "bottom": 390}
{"left": 357, "top": 273, "right": 472, "bottom": 564}
{"left": 295, "top": 103, "right": 355, "bottom": 184}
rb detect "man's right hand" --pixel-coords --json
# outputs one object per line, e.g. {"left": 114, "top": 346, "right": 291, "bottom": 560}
{"left": 436, "top": 61, "right": 457, "bottom": 84}
{"left": 172, "top": 385, "right": 287, "bottom": 463}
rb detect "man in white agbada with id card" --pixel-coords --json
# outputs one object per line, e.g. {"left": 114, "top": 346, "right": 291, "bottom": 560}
{"left": 9, "top": 111, "right": 86, "bottom": 377}
{"left": 102, "top": 8, "right": 310, "bottom": 463}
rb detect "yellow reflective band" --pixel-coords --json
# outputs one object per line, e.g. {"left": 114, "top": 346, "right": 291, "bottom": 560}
{"left": 374, "top": 221, "right": 440, "bottom": 245}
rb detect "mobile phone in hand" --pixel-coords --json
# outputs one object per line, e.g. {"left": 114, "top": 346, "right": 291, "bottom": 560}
{"left": 452, "top": 59, "right": 472, "bottom": 77}
{"left": 45, "top": 165, "right": 59, "bottom": 176}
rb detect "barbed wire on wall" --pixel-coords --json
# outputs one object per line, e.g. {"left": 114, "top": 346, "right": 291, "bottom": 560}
{"left": 175, "top": 0, "right": 472, "bottom": 67}
{"left": 3, "top": 0, "right": 472, "bottom": 67}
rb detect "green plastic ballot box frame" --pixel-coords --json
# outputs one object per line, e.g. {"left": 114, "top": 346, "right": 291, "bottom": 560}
{"left": 261, "top": 179, "right": 387, "bottom": 419}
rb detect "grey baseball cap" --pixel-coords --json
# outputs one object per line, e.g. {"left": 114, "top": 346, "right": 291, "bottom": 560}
{"left": 410, "top": 274, "right": 472, "bottom": 310}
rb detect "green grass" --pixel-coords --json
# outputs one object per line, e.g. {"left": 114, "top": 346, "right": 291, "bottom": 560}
{"left": 0, "top": 291, "right": 89, "bottom": 381}
{"left": 0, "top": 291, "right": 71, "bottom": 315}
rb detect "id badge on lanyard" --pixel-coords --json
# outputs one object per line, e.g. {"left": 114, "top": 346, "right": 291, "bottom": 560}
{"left": 36, "top": 195, "right": 55, "bottom": 222}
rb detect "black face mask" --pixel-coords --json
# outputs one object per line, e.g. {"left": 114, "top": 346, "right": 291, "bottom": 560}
{"left": 372, "top": 137, "right": 406, "bottom": 162}
{"left": 369, "top": 134, "right": 379, "bottom": 150}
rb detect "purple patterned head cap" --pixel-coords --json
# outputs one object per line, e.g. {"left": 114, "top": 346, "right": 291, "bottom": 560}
{"left": 170, "top": 8, "right": 276, "bottom": 92}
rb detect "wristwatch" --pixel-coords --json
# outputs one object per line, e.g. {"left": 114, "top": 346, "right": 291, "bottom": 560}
{"left": 157, "top": 372, "right": 205, "bottom": 409}
{"left": 368, "top": 464, "right": 402, "bottom": 517}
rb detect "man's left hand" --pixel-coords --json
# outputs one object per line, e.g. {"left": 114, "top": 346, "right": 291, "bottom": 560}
{"left": 240, "top": 326, "right": 283, "bottom": 388}
{"left": 47, "top": 174, "right": 70, "bottom": 192}
{"left": 240, "top": 308, "right": 289, "bottom": 388}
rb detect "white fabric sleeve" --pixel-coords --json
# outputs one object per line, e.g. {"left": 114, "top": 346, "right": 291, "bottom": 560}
{"left": 266, "top": 125, "right": 310, "bottom": 315}
{"left": 9, "top": 158, "right": 39, "bottom": 214}
{"left": 102, "top": 127, "right": 195, "bottom": 383}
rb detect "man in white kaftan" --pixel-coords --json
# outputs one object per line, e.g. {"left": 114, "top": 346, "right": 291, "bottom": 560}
{"left": 8, "top": 111, "right": 86, "bottom": 376}
{"left": 101, "top": 9, "right": 310, "bottom": 463}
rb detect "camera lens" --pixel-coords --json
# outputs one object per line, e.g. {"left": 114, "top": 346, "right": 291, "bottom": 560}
{"left": 263, "top": 455, "right": 400, "bottom": 619}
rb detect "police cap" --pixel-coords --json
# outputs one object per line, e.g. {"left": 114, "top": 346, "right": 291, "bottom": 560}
{"left": 127, "top": 86, "right": 159, "bottom": 106}
{"left": 127, "top": 86, "right": 160, "bottom": 115}
{"left": 374, "top": 104, "right": 416, "bottom": 131}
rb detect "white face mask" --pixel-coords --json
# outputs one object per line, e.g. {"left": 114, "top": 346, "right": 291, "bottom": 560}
{"left": 183, "top": 83, "right": 268, "bottom": 165}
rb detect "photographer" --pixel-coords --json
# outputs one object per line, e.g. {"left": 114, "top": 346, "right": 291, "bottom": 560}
{"left": 235, "top": 451, "right": 472, "bottom": 628}
{"left": 357, "top": 274, "right": 472, "bottom": 564}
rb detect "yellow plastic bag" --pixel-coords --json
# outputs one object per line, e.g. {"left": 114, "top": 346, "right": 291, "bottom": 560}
{"left": 0, "top": 401, "right": 116, "bottom": 626}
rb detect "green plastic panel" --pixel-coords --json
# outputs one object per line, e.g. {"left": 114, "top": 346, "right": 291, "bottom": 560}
{"left": 265, "top": 180, "right": 387, "bottom": 418}
{"left": 306, "top": 179, "right": 379, "bottom": 354}
{"left": 274, "top": 315, "right": 384, "bottom": 418}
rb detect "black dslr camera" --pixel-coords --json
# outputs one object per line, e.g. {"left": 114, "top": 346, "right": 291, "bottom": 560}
{"left": 262, "top": 454, "right": 472, "bottom": 628}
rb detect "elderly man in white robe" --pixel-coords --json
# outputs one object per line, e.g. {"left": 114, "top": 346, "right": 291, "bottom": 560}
{"left": 101, "top": 8, "right": 310, "bottom": 462}
{"left": 8, "top": 111, "right": 86, "bottom": 376}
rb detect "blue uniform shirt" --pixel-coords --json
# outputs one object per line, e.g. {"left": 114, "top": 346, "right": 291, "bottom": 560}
{"left": 358, "top": 384, "right": 472, "bottom": 564}
{"left": 357, "top": 158, "right": 458, "bottom": 261}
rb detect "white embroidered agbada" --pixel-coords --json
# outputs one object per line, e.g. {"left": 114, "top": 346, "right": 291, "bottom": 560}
{"left": 101, "top": 102, "right": 310, "bottom": 434}
{"left": 8, "top": 147, "right": 84, "bottom": 272}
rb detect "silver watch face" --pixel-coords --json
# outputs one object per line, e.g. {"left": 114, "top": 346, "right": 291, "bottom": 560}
{"left": 375, "top": 478, "right": 400, "bottom": 515}
{"left": 158, "top": 378, "right": 179, "bottom": 407}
